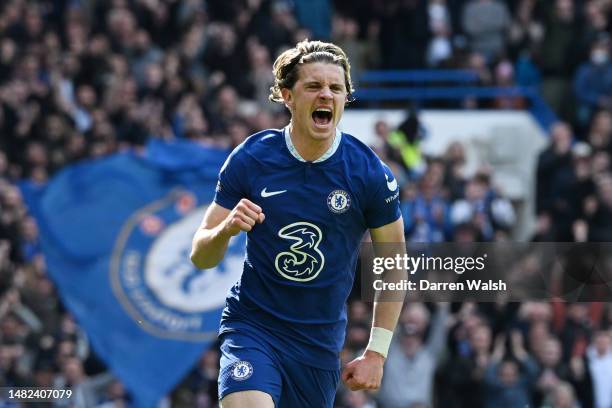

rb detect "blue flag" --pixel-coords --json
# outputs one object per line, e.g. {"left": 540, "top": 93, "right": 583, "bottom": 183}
{"left": 22, "top": 139, "right": 246, "bottom": 407}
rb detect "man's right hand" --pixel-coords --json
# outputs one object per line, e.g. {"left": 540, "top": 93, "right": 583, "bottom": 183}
{"left": 191, "top": 199, "right": 265, "bottom": 269}
{"left": 223, "top": 199, "right": 265, "bottom": 236}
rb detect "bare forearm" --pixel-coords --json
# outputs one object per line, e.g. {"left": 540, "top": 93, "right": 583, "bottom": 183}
{"left": 372, "top": 299, "right": 403, "bottom": 332}
{"left": 367, "top": 242, "right": 407, "bottom": 358}
{"left": 365, "top": 273, "right": 405, "bottom": 359}
{"left": 190, "top": 222, "right": 232, "bottom": 269}
{"left": 369, "top": 217, "right": 407, "bottom": 333}
{"left": 372, "top": 264, "right": 406, "bottom": 330}
{"left": 191, "top": 199, "right": 265, "bottom": 269}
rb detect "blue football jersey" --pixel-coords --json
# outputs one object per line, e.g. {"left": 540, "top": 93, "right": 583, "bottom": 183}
{"left": 214, "top": 127, "right": 401, "bottom": 369}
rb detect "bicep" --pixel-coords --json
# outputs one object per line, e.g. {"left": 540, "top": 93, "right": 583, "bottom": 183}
{"left": 369, "top": 216, "right": 405, "bottom": 243}
{"left": 199, "top": 202, "right": 231, "bottom": 230}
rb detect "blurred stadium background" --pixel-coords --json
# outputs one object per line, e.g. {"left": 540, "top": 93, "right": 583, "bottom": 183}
{"left": 1, "top": 0, "right": 612, "bottom": 407}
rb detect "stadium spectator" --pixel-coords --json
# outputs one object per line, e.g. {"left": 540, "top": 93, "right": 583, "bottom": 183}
{"left": 332, "top": 15, "right": 379, "bottom": 83}
{"left": 377, "top": 303, "right": 450, "bottom": 408}
{"left": 52, "top": 356, "right": 116, "bottom": 408}
{"left": 442, "top": 141, "right": 467, "bottom": 200}
{"left": 543, "top": 381, "right": 581, "bottom": 408}
{"left": 449, "top": 171, "right": 516, "bottom": 241}
{"left": 387, "top": 109, "right": 426, "bottom": 177}
{"left": 340, "top": 389, "right": 377, "bottom": 408}
{"left": 246, "top": 41, "right": 276, "bottom": 111}
{"left": 401, "top": 161, "right": 449, "bottom": 243}
{"left": 95, "top": 380, "right": 130, "bottom": 408}
{"left": 587, "top": 330, "right": 612, "bottom": 408}
{"left": 573, "top": 34, "right": 612, "bottom": 129}
{"left": 461, "top": 0, "right": 511, "bottom": 61}
{"left": 538, "top": 0, "right": 580, "bottom": 119}
{"left": 507, "top": 0, "right": 544, "bottom": 61}
{"left": 586, "top": 172, "right": 612, "bottom": 241}
{"left": 426, "top": 0, "right": 454, "bottom": 67}
{"left": 535, "top": 121, "right": 574, "bottom": 241}
{"left": 566, "top": 344, "right": 595, "bottom": 408}
{"left": 533, "top": 337, "right": 572, "bottom": 406}
{"left": 577, "top": 0, "right": 609, "bottom": 67}
{"left": 437, "top": 321, "right": 494, "bottom": 408}
{"left": 172, "top": 347, "right": 220, "bottom": 407}
{"left": 483, "top": 331, "right": 538, "bottom": 408}
{"left": 371, "top": 119, "right": 405, "bottom": 173}
{"left": 492, "top": 59, "right": 527, "bottom": 109}
{"left": 558, "top": 303, "right": 595, "bottom": 363}
{"left": 587, "top": 110, "right": 612, "bottom": 161}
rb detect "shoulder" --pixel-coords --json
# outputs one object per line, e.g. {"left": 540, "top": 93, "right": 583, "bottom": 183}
{"left": 340, "top": 131, "right": 383, "bottom": 165}
{"left": 222, "top": 128, "right": 284, "bottom": 167}
{"left": 341, "top": 132, "right": 394, "bottom": 180}
{"left": 241, "top": 128, "right": 285, "bottom": 154}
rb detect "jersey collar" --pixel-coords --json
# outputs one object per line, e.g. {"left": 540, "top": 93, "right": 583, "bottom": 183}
{"left": 284, "top": 126, "right": 342, "bottom": 163}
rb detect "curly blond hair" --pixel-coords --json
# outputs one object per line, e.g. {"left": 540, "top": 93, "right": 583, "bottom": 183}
{"left": 269, "top": 39, "right": 355, "bottom": 103}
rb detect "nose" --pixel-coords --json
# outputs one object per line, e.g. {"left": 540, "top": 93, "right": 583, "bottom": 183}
{"left": 319, "top": 86, "right": 332, "bottom": 100}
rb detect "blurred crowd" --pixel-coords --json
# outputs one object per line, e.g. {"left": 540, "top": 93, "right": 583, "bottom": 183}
{"left": 340, "top": 301, "right": 612, "bottom": 408}
{"left": 0, "top": 0, "right": 611, "bottom": 407}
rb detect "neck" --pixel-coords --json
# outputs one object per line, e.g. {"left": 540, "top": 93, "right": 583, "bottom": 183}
{"left": 289, "top": 123, "right": 335, "bottom": 162}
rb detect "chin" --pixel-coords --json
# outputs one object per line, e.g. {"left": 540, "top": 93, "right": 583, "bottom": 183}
{"left": 310, "top": 132, "right": 334, "bottom": 141}
{"left": 309, "top": 126, "right": 334, "bottom": 140}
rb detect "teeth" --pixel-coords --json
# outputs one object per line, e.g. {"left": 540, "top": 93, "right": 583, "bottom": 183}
{"left": 315, "top": 108, "right": 332, "bottom": 113}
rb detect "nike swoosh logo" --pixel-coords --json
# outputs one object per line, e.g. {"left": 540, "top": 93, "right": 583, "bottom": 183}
{"left": 261, "top": 188, "right": 287, "bottom": 198}
{"left": 385, "top": 174, "right": 398, "bottom": 191}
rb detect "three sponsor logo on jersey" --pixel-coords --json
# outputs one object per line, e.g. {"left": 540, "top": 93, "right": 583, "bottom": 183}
{"left": 265, "top": 166, "right": 398, "bottom": 282}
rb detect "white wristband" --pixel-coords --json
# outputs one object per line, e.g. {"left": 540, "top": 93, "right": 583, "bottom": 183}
{"left": 366, "top": 327, "right": 394, "bottom": 358}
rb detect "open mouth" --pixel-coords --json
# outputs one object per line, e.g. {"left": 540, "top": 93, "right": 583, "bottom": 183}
{"left": 312, "top": 108, "right": 333, "bottom": 126}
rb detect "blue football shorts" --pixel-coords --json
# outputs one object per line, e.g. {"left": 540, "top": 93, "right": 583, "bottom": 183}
{"left": 218, "top": 330, "right": 340, "bottom": 407}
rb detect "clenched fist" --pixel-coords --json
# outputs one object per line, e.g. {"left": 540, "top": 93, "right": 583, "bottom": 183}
{"left": 223, "top": 199, "right": 265, "bottom": 236}
{"left": 342, "top": 350, "right": 385, "bottom": 391}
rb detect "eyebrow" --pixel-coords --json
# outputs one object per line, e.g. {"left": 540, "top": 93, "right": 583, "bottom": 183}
{"left": 303, "top": 80, "right": 344, "bottom": 88}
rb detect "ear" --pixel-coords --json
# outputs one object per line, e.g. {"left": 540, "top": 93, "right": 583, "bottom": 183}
{"left": 281, "top": 88, "right": 292, "bottom": 110}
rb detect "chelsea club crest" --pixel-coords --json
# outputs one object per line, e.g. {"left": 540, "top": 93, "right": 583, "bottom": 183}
{"left": 110, "top": 190, "right": 245, "bottom": 341}
{"left": 327, "top": 189, "right": 351, "bottom": 214}
{"left": 230, "top": 360, "right": 254, "bottom": 381}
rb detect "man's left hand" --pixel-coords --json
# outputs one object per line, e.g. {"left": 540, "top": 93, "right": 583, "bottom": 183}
{"left": 341, "top": 350, "right": 385, "bottom": 391}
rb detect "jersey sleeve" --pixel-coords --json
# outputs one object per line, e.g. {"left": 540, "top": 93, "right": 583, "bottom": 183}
{"left": 213, "top": 147, "right": 249, "bottom": 210}
{"left": 364, "top": 160, "right": 402, "bottom": 229}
